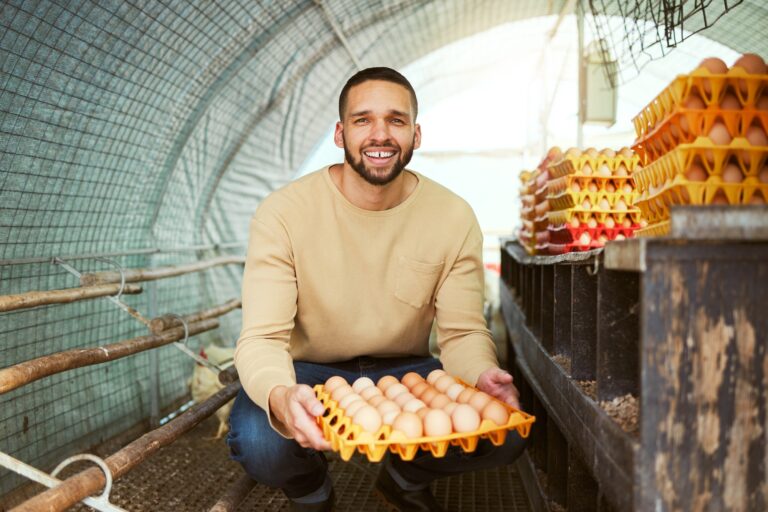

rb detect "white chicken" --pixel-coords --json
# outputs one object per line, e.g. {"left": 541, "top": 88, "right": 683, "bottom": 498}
{"left": 190, "top": 344, "right": 235, "bottom": 440}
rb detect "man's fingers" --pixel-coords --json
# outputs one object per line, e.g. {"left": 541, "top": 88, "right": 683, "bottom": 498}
{"left": 294, "top": 412, "right": 331, "bottom": 450}
{"left": 296, "top": 385, "right": 326, "bottom": 417}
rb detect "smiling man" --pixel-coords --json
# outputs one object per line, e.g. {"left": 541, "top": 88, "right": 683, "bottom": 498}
{"left": 229, "top": 67, "right": 526, "bottom": 512}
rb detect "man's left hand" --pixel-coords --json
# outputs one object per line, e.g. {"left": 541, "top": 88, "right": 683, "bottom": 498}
{"left": 476, "top": 367, "right": 521, "bottom": 410}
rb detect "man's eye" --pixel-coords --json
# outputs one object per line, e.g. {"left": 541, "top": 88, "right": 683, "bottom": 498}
{"left": 391, "top": 119, "right": 405, "bottom": 125}
{"left": 354, "top": 118, "right": 368, "bottom": 124}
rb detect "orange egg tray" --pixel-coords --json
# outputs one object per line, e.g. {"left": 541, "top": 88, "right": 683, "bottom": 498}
{"left": 547, "top": 154, "right": 641, "bottom": 180}
{"left": 313, "top": 384, "right": 535, "bottom": 463}
{"left": 547, "top": 175, "right": 636, "bottom": 196}
{"left": 547, "top": 189, "right": 639, "bottom": 212}
{"left": 547, "top": 208, "right": 642, "bottom": 226}
{"left": 633, "top": 68, "right": 768, "bottom": 138}
{"left": 633, "top": 108, "right": 768, "bottom": 165}
{"left": 635, "top": 176, "right": 768, "bottom": 223}
{"left": 632, "top": 137, "right": 768, "bottom": 192}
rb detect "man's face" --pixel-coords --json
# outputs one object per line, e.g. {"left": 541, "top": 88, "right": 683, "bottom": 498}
{"left": 334, "top": 80, "right": 421, "bottom": 186}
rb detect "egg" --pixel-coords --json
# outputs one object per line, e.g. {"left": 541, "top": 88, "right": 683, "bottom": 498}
{"left": 352, "top": 377, "right": 374, "bottom": 394}
{"left": 759, "top": 167, "right": 768, "bottom": 183}
{"left": 382, "top": 410, "right": 399, "bottom": 425}
{"left": 385, "top": 383, "right": 409, "bottom": 400}
{"left": 456, "top": 388, "right": 474, "bottom": 404}
{"left": 746, "top": 125, "right": 768, "bottom": 146}
{"left": 685, "top": 163, "right": 708, "bottom": 182}
{"left": 566, "top": 147, "right": 581, "bottom": 157}
{"left": 720, "top": 93, "right": 740, "bottom": 110}
{"left": 368, "top": 395, "right": 386, "bottom": 408}
{"left": 711, "top": 192, "right": 729, "bottom": 205}
{"left": 581, "top": 163, "right": 593, "bottom": 176}
{"left": 614, "top": 164, "right": 629, "bottom": 177}
{"left": 353, "top": 405, "right": 382, "bottom": 433}
{"left": 376, "top": 399, "right": 400, "bottom": 416}
{"left": 344, "top": 400, "right": 367, "bottom": 418}
{"left": 749, "top": 194, "right": 765, "bottom": 205}
{"left": 758, "top": 95, "right": 768, "bottom": 111}
{"left": 598, "top": 198, "right": 611, "bottom": 210}
{"left": 339, "top": 393, "right": 363, "bottom": 410}
{"left": 605, "top": 182, "right": 616, "bottom": 193}
{"left": 571, "top": 182, "right": 582, "bottom": 193}
{"left": 445, "top": 383, "right": 465, "bottom": 401}
{"left": 434, "top": 375, "right": 456, "bottom": 393}
{"left": 588, "top": 181, "right": 599, "bottom": 192}
{"left": 401, "top": 372, "right": 424, "bottom": 390}
{"left": 733, "top": 53, "right": 767, "bottom": 86}
{"left": 587, "top": 216, "right": 598, "bottom": 229}
{"left": 585, "top": 147, "right": 599, "bottom": 158}
{"left": 394, "top": 392, "right": 416, "bottom": 408}
{"left": 697, "top": 57, "right": 728, "bottom": 94}
{"left": 423, "top": 409, "right": 453, "bottom": 437}
{"left": 430, "top": 393, "right": 452, "bottom": 410}
{"left": 392, "top": 411, "right": 423, "bottom": 438}
{"left": 416, "top": 407, "right": 432, "bottom": 421}
{"left": 622, "top": 218, "right": 633, "bottom": 229}
{"left": 708, "top": 122, "right": 732, "bottom": 145}
{"left": 722, "top": 163, "right": 743, "bottom": 183}
{"left": 426, "top": 369, "right": 446, "bottom": 384}
{"left": 361, "top": 386, "right": 383, "bottom": 401}
{"left": 582, "top": 199, "right": 592, "bottom": 209}
{"left": 579, "top": 232, "right": 592, "bottom": 246}
{"left": 420, "top": 387, "right": 439, "bottom": 405}
{"left": 605, "top": 216, "right": 616, "bottom": 229}
{"left": 481, "top": 401, "right": 510, "bottom": 426}
{"left": 615, "top": 234, "right": 626, "bottom": 241}
{"left": 451, "top": 404, "right": 481, "bottom": 433}
{"left": 597, "top": 164, "right": 612, "bottom": 177}
{"left": 601, "top": 148, "right": 616, "bottom": 158}
{"left": 623, "top": 183, "right": 634, "bottom": 194}
{"left": 410, "top": 381, "right": 429, "bottom": 398}
{"left": 570, "top": 217, "right": 581, "bottom": 228}
{"left": 331, "top": 385, "right": 354, "bottom": 403}
{"left": 615, "top": 199, "right": 628, "bottom": 211}
{"left": 683, "top": 95, "right": 706, "bottom": 109}
{"left": 443, "top": 402, "right": 458, "bottom": 416}
{"left": 377, "top": 375, "right": 399, "bottom": 392}
{"left": 403, "top": 399, "right": 427, "bottom": 413}
{"left": 324, "top": 376, "right": 348, "bottom": 393}
{"left": 468, "top": 392, "right": 493, "bottom": 412}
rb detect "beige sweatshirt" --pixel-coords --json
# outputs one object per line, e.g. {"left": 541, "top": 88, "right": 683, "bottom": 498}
{"left": 234, "top": 166, "right": 498, "bottom": 434}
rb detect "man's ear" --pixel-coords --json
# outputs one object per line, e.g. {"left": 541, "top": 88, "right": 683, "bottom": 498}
{"left": 413, "top": 123, "right": 422, "bottom": 150}
{"left": 333, "top": 122, "right": 344, "bottom": 149}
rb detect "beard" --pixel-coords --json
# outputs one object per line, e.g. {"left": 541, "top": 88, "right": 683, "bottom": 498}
{"left": 344, "top": 138, "right": 415, "bottom": 186}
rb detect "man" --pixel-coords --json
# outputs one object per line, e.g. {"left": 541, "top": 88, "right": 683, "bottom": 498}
{"left": 229, "top": 67, "right": 525, "bottom": 512}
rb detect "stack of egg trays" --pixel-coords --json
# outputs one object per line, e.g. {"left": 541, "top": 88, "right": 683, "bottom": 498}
{"left": 313, "top": 383, "right": 535, "bottom": 463}
{"left": 533, "top": 177, "right": 550, "bottom": 253}
{"left": 633, "top": 137, "right": 768, "bottom": 233}
{"left": 632, "top": 67, "right": 767, "bottom": 140}
{"left": 546, "top": 154, "right": 642, "bottom": 253}
{"left": 518, "top": 170, "right": 537, "bottom": 254}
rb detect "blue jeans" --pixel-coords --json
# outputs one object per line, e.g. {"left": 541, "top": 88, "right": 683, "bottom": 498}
{"left": 226, "top": 356, "right": 527, "bottom": 499}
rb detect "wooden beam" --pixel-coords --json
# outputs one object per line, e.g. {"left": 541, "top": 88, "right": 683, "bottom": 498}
{"left": 11, "top": 382, "right": 241, "bottom": 512}
{"left": 149, "top": 298, "right": 241, "bottom": 334}
{"left": 218, "top": 365, "right": 239, "bottom": 385}
{"left": 79, "top": 255, "right": 245, "bottom": 286}
{"left": 208, "top": 474, "right": 256, "bottom": 512}
{"left": 0, "top": 319, "right": 219, "bottom": 394}
{"left": 0, "top": 283, "right": 143, "bottom": 313}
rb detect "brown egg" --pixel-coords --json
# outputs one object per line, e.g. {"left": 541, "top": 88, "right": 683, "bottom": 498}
{"left": 683, "top": 94, "right": 706, "bottom": 110}
{"left": 353, "top": 405, "right": 382, "bottom": 433}
{"left": 423, "top": 409, "right": 453, "bottom": 437}
{"left": 720, "top": 93, "right": 741, "bottom": 110}
{"left": 451, "top": 404, "right": 481, "bottom": 433}
{"left": 394, "top": 392, "right": 416, "bottom": 408}
{"left": 392, "top": 411, "right": 423, "bottom": 438}
{"left": 377, "top": 375, "right": 399, "bottom": 392}
{"left": 368, "top": 395, "right": 386, "bottom": 408}
{"left": 331, "top": 385, "right": 354, "bottom": 403}
{"left": 722, "top": 163, "right": 743, "bottom": 183}
{"left": 410, "top": 381, "right": 430, "bottom": 398}
{"left": 385, "top": 383, "right": 409, "bottom": 400}
{"left": 426, "top": 369, "right": 446, "bottom": 384}
{"left": 434, "top": 375, "right": 456, "bottom": 393}
{"left": 430, "top": 393, "right": 452, "bottom": 410}
{"left": 360, "top": 386, "right": 383, "bottom": 401}
{"left": 403, "top": 399, "right": 427, "bottom": 413}
{"left": 481, "top": 401, "right": 510, "bottom": 426}
{"left": 344, "top": 400, "right": 367, "bottom": 418}
{"left": 622, "top": 218, "right": 633, "bottom": 229}
{"left": 733, "top": 53, "right": 767, "bottom": 74}
{"left": 749, "top": 194, "right": 765, "bottom": 205}
{"left": 571, "top": 182, "right": 582, "bottom": 193}
{"left": 339, "top": 393, "right": 363, "bottom": 410}
{"left": 708, "top": 122, "right": 732, "bottom": 145}
{"left": 697, "top": 57, "right": 728, "bottom": 74}
{"left": 376, "top": 399, "right": 400, "bottom": 416}
{"left": 352, "top": 377, "right": 375, "bottom": 394}
{"left": 445, "top": 383, "right": 465, "bottom": 401}
{"left": 605, "top": 182, "right": 616, "bottom": 193}
{"left": 685, "top": 163, "right": 708, "bottom": 182}
{"left": 401, "top": 372, "right": 424, "bottom": 390}
{"left": 324, "top": 376, "right": 348, "bottom": 393}
{"left": 382, "top": 410, "right": 399, "bottom": 425}
{"left": 420, "top": 387, "right": 439, "bottom": 405}
{"left": 468, "top": 392, "right": 493, "bottom": 412}
{"left": 711, "top": 192, "right": 729, "bottom": 205}
{"left": 746, "top": 125, "right": 768, "bottom": 146}
{"left": 588, "top": 181, "right": 599, "bottom": 192}
{"left": 456, "top": 388, "right": 474, "bottom": 404}
{"left": 759, "top": 167, "right": 768, "bottom": 183}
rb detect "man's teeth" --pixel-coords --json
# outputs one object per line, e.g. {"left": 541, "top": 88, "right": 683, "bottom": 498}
{"left": 365, "top": 151, "right": 395, "bottom": 158}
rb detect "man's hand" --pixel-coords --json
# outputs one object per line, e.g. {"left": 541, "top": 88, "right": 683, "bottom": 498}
{"left": 476, "top": 367, "right": 521, "bottom": 410}
{"left": 269, "top": 384, "right": 332, "bottom": 450}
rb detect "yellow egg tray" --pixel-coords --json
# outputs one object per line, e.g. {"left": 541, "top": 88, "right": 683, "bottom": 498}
{"left": 632, "top": 137, "right": 768, "bottom": 192}
{"left": 519, "top": 170, "right": 534, "bottom": 184}
{"left": 548, "top": 154, "right": 641, "bottom": 180}
{"left": 547, "top": 190, "right": 639, "bottom": 212}
{"left": 633, "top": 108, "right": 768, "bottom": 165}
{"left": 633, "top": 68, "right": 768, "bottom": 138}
{"left": 547, "top": 175, "right": 635, "bottom": 196}
{"left": 635, "top": 220, "right": 671, "bottom": 238}
{"left": 548, "top": 208, "right": 643, "bottom": 226}
{"left": 635, "top": 176, "right": 768, "bottom": 223}
{"left": 313, "top": 384, "right": 535, "bottom": 463}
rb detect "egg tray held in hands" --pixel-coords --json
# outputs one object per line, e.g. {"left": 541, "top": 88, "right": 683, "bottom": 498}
{"left": 633, "top": 108, "right": 768, "bottom": 165}
{"left": 313, "top": 384, "right": 535, "bottom": 463}
{"left": 547, "top": 189, "right": 639, "bottom": 212}
{"left": 631, "top": 137, "right": 768, "bottom": 193}
{"left": 635, "top": 176, "right": 768, "bottom": 223}
{"left": 547, "top": 153, "right": 641, "bottom": 180}
{"left": 632, "top": 68, "right": 768, "bottom": 139}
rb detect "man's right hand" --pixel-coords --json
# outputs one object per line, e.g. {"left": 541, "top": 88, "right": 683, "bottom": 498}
{"left": 269, "top": 384, "right": 332, "bottom": 451}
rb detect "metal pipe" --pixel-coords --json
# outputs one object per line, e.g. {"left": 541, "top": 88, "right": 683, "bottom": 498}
{"left": 314, "top": 0, "right": 363, "bottom": 70}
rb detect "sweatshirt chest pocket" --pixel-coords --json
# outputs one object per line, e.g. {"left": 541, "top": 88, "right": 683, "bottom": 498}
{"left": 395, "top": 256, "right": 444, "bottom": 308}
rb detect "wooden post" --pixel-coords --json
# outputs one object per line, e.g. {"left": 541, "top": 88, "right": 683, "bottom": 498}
{"left": 79, "top": 255, "right": 244, "bottom": 286}
{"left": 570, "top": 264, "right": 597, "bottom": 380}
{"left": 208, "top": 474, "right": 256, "bottom": 512}
{"left": 553, "top": 264, "right": 572, "bottom": 358}
{"left": 0, "top": 283, "right": 142, "bottom": 313}
{"left": 540, "top": 265, "right": 555, "bottom": 353}
{"left": 149, "top": 299, "right": 241, "bottom": 334}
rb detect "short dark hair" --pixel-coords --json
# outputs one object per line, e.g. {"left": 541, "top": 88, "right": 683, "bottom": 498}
{"left": 338, "top": 67, "right": 418, "bottom": 121}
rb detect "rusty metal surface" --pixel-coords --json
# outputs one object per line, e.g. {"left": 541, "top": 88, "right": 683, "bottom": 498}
{"left": 2, "top": 415, "right": 531, "bottom": 511}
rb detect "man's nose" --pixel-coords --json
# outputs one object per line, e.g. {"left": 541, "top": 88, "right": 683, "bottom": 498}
{"left": 369, "top": 119, "right": 391, "bottom": 141}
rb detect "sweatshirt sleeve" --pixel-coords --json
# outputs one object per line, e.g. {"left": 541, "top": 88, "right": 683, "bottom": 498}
{"left": 435, "top": 218, "right": 499, "bottom": 386}
{"left": 234, "top": 207, "right": 297, "bottom": 437}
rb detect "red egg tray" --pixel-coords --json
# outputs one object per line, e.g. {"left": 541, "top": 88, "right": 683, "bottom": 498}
{"left": 547, "top": 208, "right": 643, "bottom": 227}
{"left": 548, "top": 224, "right": 637, "bottom": 245}
{"left": 314, "top": 384, "right": 535, "bottom": 463}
